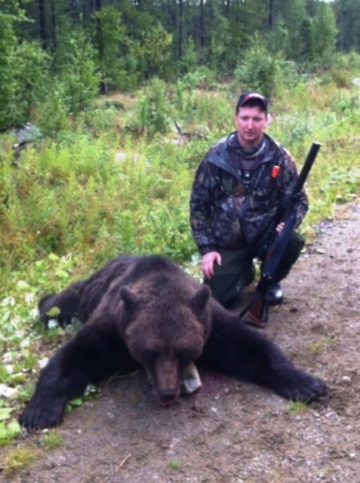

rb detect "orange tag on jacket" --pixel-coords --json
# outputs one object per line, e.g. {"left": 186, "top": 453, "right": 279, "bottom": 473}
{"left": 271, "top": 165, "right": 280, "bottom": 178}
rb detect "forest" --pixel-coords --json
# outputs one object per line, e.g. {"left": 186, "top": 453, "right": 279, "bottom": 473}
{"left": 1, "top": 0, "right": 360, "bottom": 130}
{"left": 0, "top": 0, "right": 360, "bottom": 468}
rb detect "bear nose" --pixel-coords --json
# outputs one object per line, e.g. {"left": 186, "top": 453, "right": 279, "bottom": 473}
{"left": 159, "top": 389, "right": 177, "bottom": 407}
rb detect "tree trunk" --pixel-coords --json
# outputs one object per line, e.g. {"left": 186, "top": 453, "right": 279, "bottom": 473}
{"left": 38, "top": 0, "right": 48, "bottom": 49}
{"left": 199, "top": 0, "right": 205, "bottom": 48}
{"left": 268, "top": 0, "right": 274, "bottom": 29}
{"left": 179, "top": 0, "right": 183, "bottom": 58}
{"left": 50, "top": 0, "right": 56, "bottom": 50}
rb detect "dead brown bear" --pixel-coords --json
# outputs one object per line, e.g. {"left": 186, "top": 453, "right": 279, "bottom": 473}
{"left": 19, "top": 255, "right": 326, "bottom": 430}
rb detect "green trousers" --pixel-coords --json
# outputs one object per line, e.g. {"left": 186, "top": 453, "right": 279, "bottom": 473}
{"left": 205, "top": 231, "right": 305, "bottom": 308}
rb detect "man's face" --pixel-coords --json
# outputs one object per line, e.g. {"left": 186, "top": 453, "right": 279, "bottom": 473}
{"left": 235, "top": 105, "right": 268, "bottom": 149}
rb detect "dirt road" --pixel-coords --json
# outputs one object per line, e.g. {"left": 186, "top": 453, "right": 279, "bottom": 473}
{"left": 5, "top": 202, "right": 360, "bottom": 483}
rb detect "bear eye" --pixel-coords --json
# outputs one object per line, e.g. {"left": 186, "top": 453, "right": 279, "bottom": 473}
{"left": 141, "top": 350, "right": 157, "bottom": 365}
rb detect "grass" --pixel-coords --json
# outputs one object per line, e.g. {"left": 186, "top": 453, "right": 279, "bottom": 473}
{"left": 39, "top": 431, "right": 64, "bottom": 450}
{"left": 288, "top": 401, "right": 310, "bottom": 415}
{"left": 308, "top": 336, "right": 336, "bottom": 355}
{"left": 168, "top": 461, "right": 182, "bottom": 471}
{"left": 2, "top": 447, "right": 35, "bottom": 476}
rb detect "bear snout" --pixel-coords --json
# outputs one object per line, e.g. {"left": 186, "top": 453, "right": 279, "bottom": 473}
{"left": 153, "top": 355, "right": 181, "bottom": 407}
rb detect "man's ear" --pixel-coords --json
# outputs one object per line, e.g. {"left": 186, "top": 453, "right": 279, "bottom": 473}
{"left": 265, "top": 112, "right": 272, "bottom": 129}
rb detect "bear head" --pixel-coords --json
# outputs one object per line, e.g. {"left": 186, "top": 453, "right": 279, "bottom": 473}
{"left": 115, "top": 281, "right": 212, "bottom": 406}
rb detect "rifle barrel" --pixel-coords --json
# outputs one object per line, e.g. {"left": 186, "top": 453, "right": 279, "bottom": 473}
{"left": 294, "top": 142, "right": 321, "bottom": 193}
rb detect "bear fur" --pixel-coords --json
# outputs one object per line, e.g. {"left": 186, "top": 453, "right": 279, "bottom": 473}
{"left": 19, "top": 255, "right": 326, "bottom": 430}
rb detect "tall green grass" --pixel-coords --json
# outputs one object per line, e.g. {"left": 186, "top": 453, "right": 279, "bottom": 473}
{"left": 1, "top": 76, "right": 360, "bottom": 289}
{"left": 269, "top": 79, "right": 360, "bottom": 234}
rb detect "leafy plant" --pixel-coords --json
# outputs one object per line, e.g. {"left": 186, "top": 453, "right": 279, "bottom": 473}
{"left": 0, "top": 419, "right": 22, "bottom": 446}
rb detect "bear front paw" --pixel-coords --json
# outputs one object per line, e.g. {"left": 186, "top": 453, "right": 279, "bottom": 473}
{"left": 277, "top": 371, "right": 327, "bottom": 403}
{"left": 19, "top": 402, "right": 65, "bottom": 430}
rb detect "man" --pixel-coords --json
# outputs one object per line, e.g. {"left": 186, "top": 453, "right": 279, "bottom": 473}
{"left": 190, "top": 92, "right": 307, "bottom": 308}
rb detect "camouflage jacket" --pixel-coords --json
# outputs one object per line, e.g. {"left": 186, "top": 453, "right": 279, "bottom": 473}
{"left": 190, "top": 132, "right": 308, "bottom": 254}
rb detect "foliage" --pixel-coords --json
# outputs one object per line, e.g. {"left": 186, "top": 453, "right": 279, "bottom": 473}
{"left": 312, "top": 3, "right": 338, "bottom": 66}
{"left": 93, "top": 6, "right": 129, "bottom": 91}
{"left": 0, "top": 5, "right": 21, "bottom": 130}
{"left": 180, "top": 38, "right": 200, "bottom": 74}
{"left": 234, "top": 38, "right": 284, "bottom": 97}
{"left": 207, "top": 9, "right": 232, "bottom": 72}
{"left": 0, "top": 417, "right": 21, "bottom": 446}
{"left": 1, "top": 0, "right": 359, "bottom": 116}
{"left": 130, "top": 77, "right": 173, "bottom": 136}
{"left": 326, "top": 51, "right": 360, "bottom": 87}
{"left": 12, "top": 41, "right": 50, "bottom": 122}
{"left": 334, "top": 0, "right": 360, "bottom": 52}
{"left": 129, "top": 22, "right": 173, "bottom": 79}
{"left": 54, "top": 29, "right": 100, "bottom": 115}
{"left": 0, "top": 5, "right": 49, "bottom": 130}
{"left": 35, "top": 81, "right": 71, "bottom": 135}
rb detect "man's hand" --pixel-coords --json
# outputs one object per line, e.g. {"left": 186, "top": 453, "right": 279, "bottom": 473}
{"left": 201, "top": 251, "right": 222, "bottom": 280}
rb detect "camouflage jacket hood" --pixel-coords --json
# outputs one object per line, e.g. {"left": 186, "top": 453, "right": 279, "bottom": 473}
{"left": 190, "top": 132, "right": 308, "bottom": 254}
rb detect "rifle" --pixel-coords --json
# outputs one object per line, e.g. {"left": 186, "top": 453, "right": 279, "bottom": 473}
{"left": 239, "top": 142, "right": 321, "bottom": 328}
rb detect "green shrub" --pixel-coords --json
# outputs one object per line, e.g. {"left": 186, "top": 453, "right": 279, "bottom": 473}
{"left": 12, "top": 41, "right": 50, "bottom": 124}
{"left": 0, "top": 9, "right": 20, "bottom": 130}
{"left": 0, "top": 13, "right": 50, "bottom": 130}
{"left": 234, "top": 38, "right": 281, "bottom": 97}
{"left": 55, "top": 30, "right": 100, "bottom": 115}
{"left": 93, "top": 6, "right": 131, "bottom": 91}
{"left": 35, "top": 81, "right": 70, "bottom": 136}
{"left": 131, "top": 77, "right": 172, "bottom": 136}
{"left": 328, "top": 67, "right": 352, "bottom": 88}
{"left": 182, "top": 67, "right": 217, "bottom": 90}
{"left": 77, "top": 105, "right": 120, "bottom": 141}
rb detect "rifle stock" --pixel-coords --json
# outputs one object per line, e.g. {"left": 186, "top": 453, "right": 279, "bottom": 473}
{"left": 240, "top": 142, "right": 321, "bottom": 327}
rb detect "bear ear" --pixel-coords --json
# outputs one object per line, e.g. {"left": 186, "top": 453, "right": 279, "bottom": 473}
{"left": 120, "top": 287, "right": 140, "bottom": 316}
{"left": 189, "top": 285, "right": 211, "bottom": 314}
